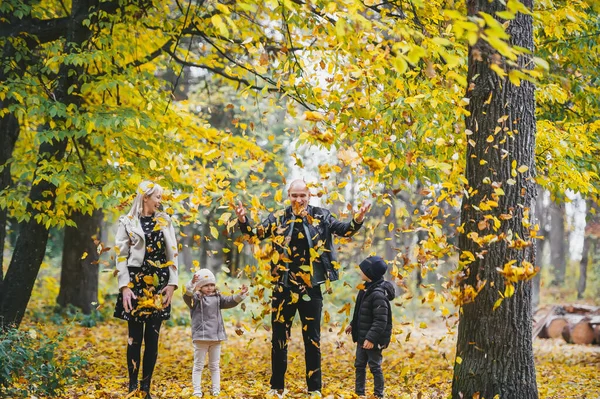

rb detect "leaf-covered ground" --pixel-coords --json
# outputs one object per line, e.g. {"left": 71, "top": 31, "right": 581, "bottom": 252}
{"left": 15, "top": 316, "right": 600, "bottom": 399}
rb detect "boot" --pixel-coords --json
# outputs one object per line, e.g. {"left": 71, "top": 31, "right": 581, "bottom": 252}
{"left": 128, "top": 380, "right": 139, "bottom": 393}
{"left": 140, "top": 378, "right": 152, "bottom": 399}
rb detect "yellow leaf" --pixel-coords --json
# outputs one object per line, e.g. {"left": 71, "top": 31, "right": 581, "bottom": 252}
{"left": 81, "top": 252, "right": 88, "bottom": 259}
{"left": 304, "top": 111, "right": 326, "bottom": 121}
{"left": 493, "top": 297, "right": 503, "bottom": 310}
{"left": 211, "top": 15, "right": 229, "bottom": 38}
{"left": 210, "top": 226, "right": 219, "bottom": 239}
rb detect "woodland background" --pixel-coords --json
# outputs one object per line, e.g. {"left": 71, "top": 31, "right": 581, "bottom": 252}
{"left": 0, "top": 0, "right": 599, "bottom": 398}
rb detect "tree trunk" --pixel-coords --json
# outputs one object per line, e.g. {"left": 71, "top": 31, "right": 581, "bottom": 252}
{"left": 57, "top": 210, "right": 103, "bottom": 314}
{"left": 384, "top": 190, "right": 398, "bottom": 275}
{"left": 0, "top": 113, "right": 19, "bottom": 289}
{"left": 0, "top": 25, "right": 25, "bottom": 295}
{"left": 0, "top": 0, "right": 95, "bottom": 330}
{"left": 452, "top": 1, "right": 538, "bottom": 398}
{"left": 532, "top": 187, "right": 547, "bottom": 310}
{"left": 180, "top": 221, "right": 194, "bottom": 273}
{"left": 578, "top": 199, "right": 600, "bottom": 298}
{"left": 578, "top": 233, "right": 590, "bottom": 299}
{"left": 549, "top": 200, "right": 567, "bottom": 286}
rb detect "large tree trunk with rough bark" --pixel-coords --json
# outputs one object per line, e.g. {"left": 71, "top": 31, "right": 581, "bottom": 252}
{"left": 549, "top": 200, "right": 567, "bottom": 286}
{"left": 0, "top": 113, "right": 19, "bottom": 290}
{"left": 0, "top": 14, "right": 26, "bottom": 299}
{"left": 452, "top": 0, "right": 539, "bottom": 398}
{"left": 57, "top": 210, "right": 103, "bottom": 314}
{"left": 0, "top": 0, "right": 95, "bottom": 330}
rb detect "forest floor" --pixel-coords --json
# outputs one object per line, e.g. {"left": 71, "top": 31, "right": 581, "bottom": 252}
{"left": 15, "top": 315, "right": 600, "bottom": 399}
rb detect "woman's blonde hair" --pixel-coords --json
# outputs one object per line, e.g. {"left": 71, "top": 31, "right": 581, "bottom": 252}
{"left": 126, "top": 180, "right": 164, "bottom": 219}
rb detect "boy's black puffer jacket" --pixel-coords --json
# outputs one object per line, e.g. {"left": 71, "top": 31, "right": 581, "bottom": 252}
{"left": 350, "top": 279, "right": 395, "bottom": 349}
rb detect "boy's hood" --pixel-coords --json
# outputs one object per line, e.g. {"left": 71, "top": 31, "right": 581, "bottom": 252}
{"left": 367, "top": 279, "right": 396, "bottom": 301}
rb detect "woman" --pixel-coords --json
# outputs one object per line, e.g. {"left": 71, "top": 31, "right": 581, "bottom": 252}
{"left": 114, "top": 181, "right": 178, "bottom": 399}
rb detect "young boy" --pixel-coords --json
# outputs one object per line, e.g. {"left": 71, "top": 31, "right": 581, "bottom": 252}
{"left": 345, "top": 256, "right": 395, "bottom": 399}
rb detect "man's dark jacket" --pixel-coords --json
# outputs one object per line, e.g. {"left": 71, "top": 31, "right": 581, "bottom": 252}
{"left": 350, "top": 279, "right": 395, "bottom": 348}
{"left": 239, "top": 205, "right": 363, "bottom": 287}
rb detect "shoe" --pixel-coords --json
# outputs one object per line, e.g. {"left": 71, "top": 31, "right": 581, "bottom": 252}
{"left": 211, "top": 389, "right": 220, "bottom": 396}
{"left": 128, "top": 381, "right": 138, "bottom": 393}
{"left": 308, "top": 391, "right": 322, "bottom": 398}
{"left": 192, "top": 392, "right": 203, "bottom": 398}
{"left": 267, "top": 389, "right": 286, "bottom": 398}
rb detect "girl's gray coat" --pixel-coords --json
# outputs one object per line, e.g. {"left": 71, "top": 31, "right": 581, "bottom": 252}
{"left": 183, "top": 285, "right": 244, "bottom": 341}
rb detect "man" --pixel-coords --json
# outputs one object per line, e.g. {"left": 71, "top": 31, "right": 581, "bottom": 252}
{"left": 235, "top": 179, "right": 371, "bottom": 398}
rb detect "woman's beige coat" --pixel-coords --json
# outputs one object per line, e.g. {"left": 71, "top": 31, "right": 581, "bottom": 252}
{"left": 115, "top": 211, "right": 179, "bottom": 289}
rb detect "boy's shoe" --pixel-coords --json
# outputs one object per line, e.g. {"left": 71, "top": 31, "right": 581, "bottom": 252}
{"left": 211, "top": 389, "right": 220, "bottom": 396}
{"left": 192, "top": 392, "right": 203, "bottom": 398}
{"left": 267, "top": 389, "right": 287, "bottom": 398}
{"left": 308, "top": 391, "right": 322, "bottom": 398}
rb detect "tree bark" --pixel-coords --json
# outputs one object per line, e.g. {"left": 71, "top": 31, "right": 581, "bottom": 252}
{"left": 0, "top": 0, "right": 95, "bottom": 330}
{"left": 549, "top": 200, "right": 567, "bottom": 286}
{"left": 452, "top": 0, "right": 538, "bottom": 398}
{"left": 57, "top": 210, "right": 103, "bottom": 314}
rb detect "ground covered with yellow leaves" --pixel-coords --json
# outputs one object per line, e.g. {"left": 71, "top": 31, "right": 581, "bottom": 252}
{"left": 14, "top": 315, "right": 600, "bottom": 399}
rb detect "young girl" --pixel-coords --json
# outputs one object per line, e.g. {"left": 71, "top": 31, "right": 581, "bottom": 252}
{"left": 183, "top": 268, "right": 248, "bottom": 397}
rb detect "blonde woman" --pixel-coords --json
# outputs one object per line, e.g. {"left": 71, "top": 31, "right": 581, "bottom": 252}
{"left": 113, "top": 181, "right": 179, "bottom": 399}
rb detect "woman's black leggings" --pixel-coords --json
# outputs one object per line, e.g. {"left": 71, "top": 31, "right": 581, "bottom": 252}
{"left": 127, "top": 319, "right": 163, "bottom": 389}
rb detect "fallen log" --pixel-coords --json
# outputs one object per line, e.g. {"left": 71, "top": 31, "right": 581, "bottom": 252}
{"left": 562, "top": 304, "right": 600, "bottom": 315}
{"left": 562, "top": 317, "right": 596, "bottom": 345}
{"left": 547, "top": 315, "right": 583, "bottom": 339}
{"left": 534, "top": 305, "right": 600, "bottom": 345}
{"left": 594, "top": 325, "right": 600, "bottom": 344}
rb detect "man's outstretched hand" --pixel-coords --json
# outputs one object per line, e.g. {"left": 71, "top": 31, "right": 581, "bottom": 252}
{"left": 355, "top": 202, "right": 372, "bottom": 223}
{"left": 235, "top": 200, "right": 247, "bottom": 223}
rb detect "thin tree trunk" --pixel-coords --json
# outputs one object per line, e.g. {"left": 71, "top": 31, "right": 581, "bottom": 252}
{"left": 452, "top": 0, "right": 538, "bottom": 397}
{"left": 577, "top": 237, "right": 590, "bottom": 299}
{"left": 180, "top": 221, "right": 194, "bottom": 272}
{"left": 578, "top": 199, "right": 600, "bottom": 298}
{"left": 0, "top": 0, "right": 94, "bottom": 330}
{"left": 549, "top": 200, "right": 567, "bottom": 286}
{"left": 384, "top": 190, "right": 397, "bottom": 271}
{"left": 532, "top": 187, "right": 547, "bottom": 310}
{"left": 57, "top": 210, "right": 103, "bottom": 314}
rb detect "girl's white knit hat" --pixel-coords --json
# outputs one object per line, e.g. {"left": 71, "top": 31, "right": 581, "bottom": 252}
{"left": 195, "top": 268, "right": 216, "bottom": 288}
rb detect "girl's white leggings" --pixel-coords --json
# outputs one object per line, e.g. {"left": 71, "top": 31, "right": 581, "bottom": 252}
{"left": 192, "top": 340, "right": 221, "bottom": 393}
